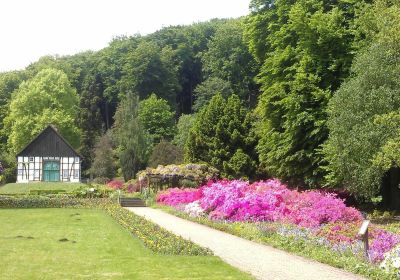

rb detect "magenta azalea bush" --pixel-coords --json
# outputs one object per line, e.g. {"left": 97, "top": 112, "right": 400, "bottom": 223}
{"left": 157, "top": 188, "right": 202, "bottom": 206}
{"left": 156, "top": 179, "right": 400, "bottom": 264}
{"left": 158, "top": 179, "right": 362, "bottom": 226}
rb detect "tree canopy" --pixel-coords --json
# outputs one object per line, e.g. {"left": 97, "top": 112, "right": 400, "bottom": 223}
{"left": 138, "top": 94, "right": 176, "bottom": 145}
{"left": 113, "top": 91, "right": 151, "bottom": 180}
{"left": 4, "top": 68, "right": 79, "bottom": 154}
{"left": 323, "top": 1, "right": 400, "bottom": 202}
{"left": 186, "top": 94, "right": 257, "bottom": 179}
{"left": 246, "top": 0, "right": 365, "bottom": 186}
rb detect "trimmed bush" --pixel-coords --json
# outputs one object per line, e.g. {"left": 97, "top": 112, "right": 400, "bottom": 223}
{"left": 29, "top": 189, "right": 66, "bottom": 195}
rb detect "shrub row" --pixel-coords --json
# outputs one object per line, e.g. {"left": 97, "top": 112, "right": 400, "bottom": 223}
{"left": 0, "top": 195, "right": 86, "bottom": 208}
{"left": 0, "top": 195, "right": 211, "bottom": 256}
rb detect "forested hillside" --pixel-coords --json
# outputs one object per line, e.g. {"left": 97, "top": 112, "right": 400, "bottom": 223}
{"left": 1, "top": 0, "right": 400, "bottom": 209}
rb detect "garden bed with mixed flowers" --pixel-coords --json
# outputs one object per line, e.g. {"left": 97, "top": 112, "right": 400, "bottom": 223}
{"left": 156, "top": 179, "right": 400, "bottom": 279}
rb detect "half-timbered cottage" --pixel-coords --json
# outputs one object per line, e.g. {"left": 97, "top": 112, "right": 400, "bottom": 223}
{"left": 16, "top": 125, "right": 81, "bottom": 183}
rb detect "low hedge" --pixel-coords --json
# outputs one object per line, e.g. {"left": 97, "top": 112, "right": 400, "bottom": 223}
{"left": 0, "top": 196, "right": 211, "bottom": 256}
{"left": 0, "top": 195, "right": 87, "bottom": 208}
{"left": 29, "top": 189, "right": 66, "bottom": 195}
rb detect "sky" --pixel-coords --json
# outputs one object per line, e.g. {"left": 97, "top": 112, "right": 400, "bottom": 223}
{"left": 0, "top": 0, "right": 251, "bottom": 72}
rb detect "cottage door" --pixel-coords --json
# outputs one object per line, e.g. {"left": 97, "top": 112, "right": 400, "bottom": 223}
{"left": 43, "top": 161, "right": 60, "bottom": 182}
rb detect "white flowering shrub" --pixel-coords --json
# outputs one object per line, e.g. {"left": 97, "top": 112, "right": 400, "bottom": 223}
{"left": 380, "top": 244, "right": 400, "bottom": 277}
{"left": 184, "top": 201, "right": 205, "bottom": 217}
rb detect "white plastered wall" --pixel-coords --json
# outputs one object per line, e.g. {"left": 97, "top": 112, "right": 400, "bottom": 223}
{"left": 16, "top": 156, "right": 80, "bottom": 183}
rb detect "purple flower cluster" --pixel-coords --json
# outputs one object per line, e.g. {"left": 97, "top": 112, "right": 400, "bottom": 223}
{"left": 369, "top": 229, "right": 400, "bottom": 263}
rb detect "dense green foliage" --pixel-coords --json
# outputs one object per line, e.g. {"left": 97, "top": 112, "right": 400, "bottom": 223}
{"left": 193, "top": 77, "right": 233, "bottom": 112}
{"left": 89, "top": 132, "right": 116, "bottom": 180}
{"left": 173, "top": 114, "right": 196, "bottom": 147}
{"left": 120, "top": 41, "right": 181, "bottom": 106}
{"left": 0, "top": 71, "right": 26, "bottom": 153}
{"left": 323, "top": 1, "right": 400, "bottom": 201}
{"left": 77, "top": 72, "right": 105, "bottom": 172}
{"left": 186, "top": 94, "right": 257, "bottom": 179}
{"left": 246, "top": 0, "right": 365, "bottom": 186}
{"left": 202, "top": 19, "right": 259, "bottom": 105}
{"left": 113, "top": 92, "right": 151, "bottom": 180}
{"left": 138, "top": 94, "right": 176, "bottom": 144}
{"left": 4, "top": 69, "right": 79, "bottom": 154}
{"left": 148, "top": 140, "right": 183, "bottom": 168}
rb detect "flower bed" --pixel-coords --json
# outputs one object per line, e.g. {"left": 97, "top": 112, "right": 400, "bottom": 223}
{"left": 156, "top": 179, "right": 400, "bottom": 266}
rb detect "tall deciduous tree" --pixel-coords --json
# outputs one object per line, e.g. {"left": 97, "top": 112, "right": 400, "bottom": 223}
{"left": 120, "top": 41, "right": 181, "bottom": 107}
{"left": 148, "top": 140, "right": 183, "bottom": 168}
{"left": 186, "top": 94, "right": 257, "bottom": 179}
{"left": 193, "top": 77, "right": 233, "bottom": 112}
{"left": 202, "top": 19, "right": 259, "bottom": 105}
{"left": 4, "top": 68, "right": 80, "bottom": 154}
{"left": 0, "top": 71, "right": 27, "bottom": 153}
{"left": 245, "top": 0, "right": 365, "bottom": 186}
{"left": 138, "top": 94, "right": 176, "bottom": 145}
{"left": 323, "top": 1, "right": 400, "bottom": 208}
{"left": 173, "top": 114, "right": 196, "bottom": 148}
{"left": 113, "top": 91, "right": 151, "bottom": 180}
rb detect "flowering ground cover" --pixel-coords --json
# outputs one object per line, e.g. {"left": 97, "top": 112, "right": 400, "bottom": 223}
{"left": 156, "top": 179, "right": 400, "bottom": 277}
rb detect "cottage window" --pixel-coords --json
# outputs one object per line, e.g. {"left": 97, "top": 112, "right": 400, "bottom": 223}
{"left": 74, "top": 169, "right": 79, "bottom": 179}
{"left": 29, "top": 157, "right": 34, "bottom": 162}
{"left": 63, "top": 170, "right": 69, "bottom": 178}
{"left": 75, "top": 157, "right": 80, "bottom": 163}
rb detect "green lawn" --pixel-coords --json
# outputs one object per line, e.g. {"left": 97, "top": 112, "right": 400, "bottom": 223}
{"left": 0, "top": 208, "right": 252, "bottom": 280}
{"left": 0, "top": 182, "right": 85, "bottom": 194}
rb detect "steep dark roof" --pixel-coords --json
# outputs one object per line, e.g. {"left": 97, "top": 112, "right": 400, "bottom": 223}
{"left": 17, "top": 125, "right": 81, "bottom": 157}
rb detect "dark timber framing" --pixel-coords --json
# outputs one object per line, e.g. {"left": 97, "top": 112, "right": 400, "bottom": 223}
{"left": 16, "top": 125, "right": 81, "bottom": 183}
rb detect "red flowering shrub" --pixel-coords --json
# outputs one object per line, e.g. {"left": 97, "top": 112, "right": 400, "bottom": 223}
{"left": 107, "top": 180, "right": 124, "bottom": 190}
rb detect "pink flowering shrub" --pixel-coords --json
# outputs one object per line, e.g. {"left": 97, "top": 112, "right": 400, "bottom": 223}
{"left": 156, "top": 179, "right": 400, "bottom": 264}
{"left": 157, "top": 179, "right": 362, "bottom": 226}
{"left": 156, "top": 188, "right": 202, "bottom": 206}
{"left": 198, "top": 179, "right": 362, "bottom": 226}
{"left": 284, "top": 191, "right": 362, "bottom": 228}
{"left": 107, "top": 180, "right": 124, "bottom": 190}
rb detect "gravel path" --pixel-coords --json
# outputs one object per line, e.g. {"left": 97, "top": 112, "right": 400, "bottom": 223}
{"left": 126, "top": 207, "right": 366, "bottom": 280}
